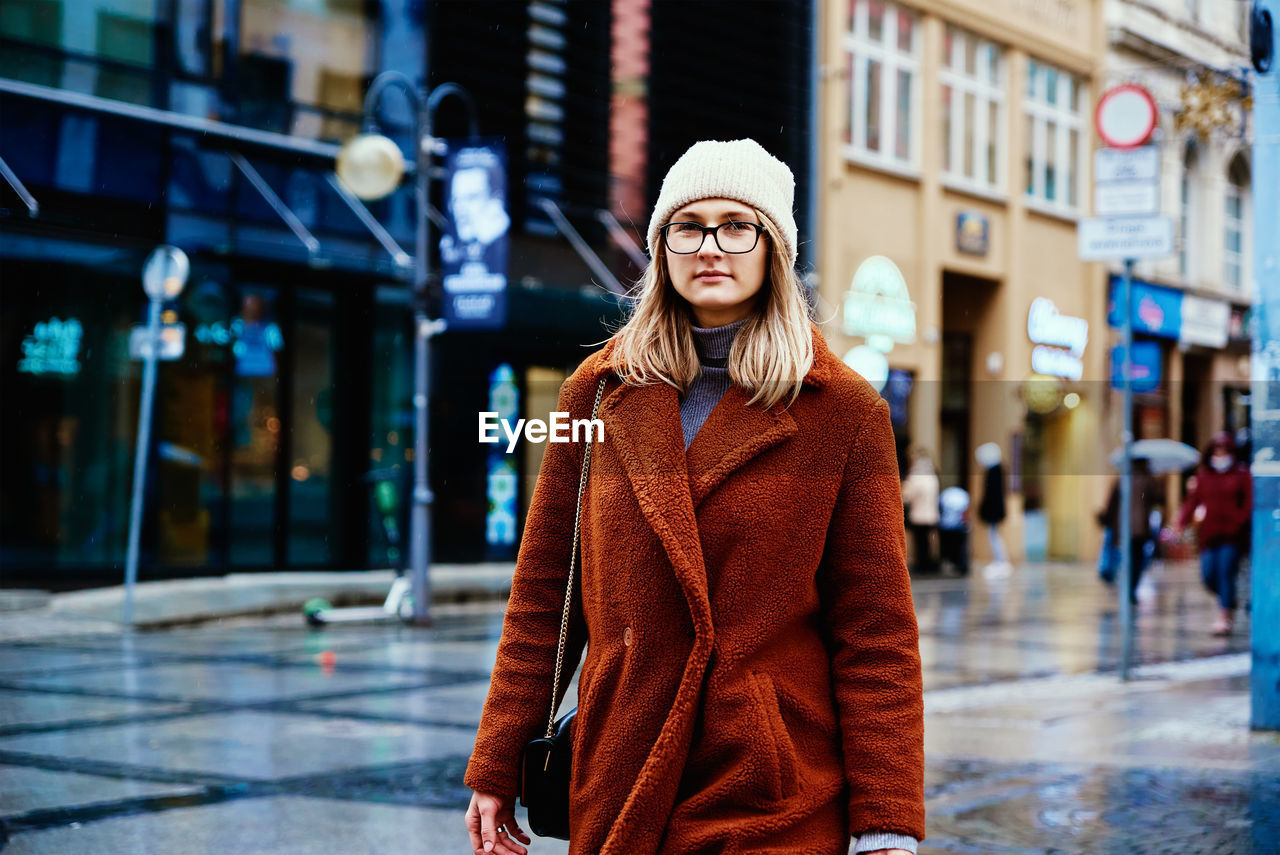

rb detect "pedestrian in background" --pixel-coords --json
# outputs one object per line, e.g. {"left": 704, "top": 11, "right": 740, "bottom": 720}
{"left": 937, "top": 485, "right": 971, "bottom": 576}
{"left": 1176, "top": 432, "right": 1253, "bottom": 635}
{"left": 901, "top": 448, "right": 940, "bottom": 575}
{"left": 1098, "top": 459, "right": 1162, "bottom": 604}
{"left": 975, "top": 442, "right": 1011, "bottom": 578}
{"left": 463, "top": 139, "right": 923, "bottom": 855}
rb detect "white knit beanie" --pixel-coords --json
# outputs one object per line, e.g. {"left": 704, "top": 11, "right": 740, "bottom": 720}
{"left": 647, "top": 139, "right": 797, "bottom": 267}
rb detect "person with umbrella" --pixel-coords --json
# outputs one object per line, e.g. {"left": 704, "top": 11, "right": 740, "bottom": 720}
{"left": 1176, "top": 432, "right": 1253, "bottom": 635}
{"left": 1098, "top": 457, "right": 1163, "bottom": 604}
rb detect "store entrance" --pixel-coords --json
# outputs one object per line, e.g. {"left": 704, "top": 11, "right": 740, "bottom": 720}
{"left": 153, "top": 271, "right": 368, "bottom": 573}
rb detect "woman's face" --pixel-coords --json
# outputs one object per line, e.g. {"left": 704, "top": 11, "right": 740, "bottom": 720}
{"left": 663, "top": 197, "right": 768, "bottom": 327}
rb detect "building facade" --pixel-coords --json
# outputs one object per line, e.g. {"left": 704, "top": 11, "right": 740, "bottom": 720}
{"left": 1, "top": 0, "right": 815, "bottom": 587}
{"left": 1104, "top": 0, "right": 1255, "bottom": 516}
{"left": 817, "top": 0, "right": 1108, "bottom": 561}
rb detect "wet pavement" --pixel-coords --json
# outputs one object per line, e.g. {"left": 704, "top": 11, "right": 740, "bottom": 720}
{"left": 1, "top": 559, "right": 1277, "bottom": 854}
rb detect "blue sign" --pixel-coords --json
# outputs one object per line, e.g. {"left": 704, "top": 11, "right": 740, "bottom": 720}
{"left": 1110, "top": 340, "right": 1163, "bottom": 393}
{"left": 485, "top": 364, "right": 519, "bottom": 551}
{"left": 1107, "top": 275, "right": 1182, "bottom": 340}
{"left": 440, "top": 138, "right": 509, "bottom": 330}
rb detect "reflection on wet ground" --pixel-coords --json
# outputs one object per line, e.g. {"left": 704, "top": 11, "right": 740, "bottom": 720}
{"left": 0, "top": 560, "right": 1275, "bottom": 854}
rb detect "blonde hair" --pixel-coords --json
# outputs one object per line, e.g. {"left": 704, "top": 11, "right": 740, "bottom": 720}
{"left": 603, "top": 208, "right": 815, "bottom": 411}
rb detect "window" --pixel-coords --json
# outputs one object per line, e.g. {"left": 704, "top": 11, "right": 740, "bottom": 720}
{"left": 524, "top": 0, "right": 568, "bottom": 236}
{"left": 941, "top": 25, "right": 1005, "bottom": 192}
{"left": 844, "top": 0, "right": 920, "bottom": 170}
{"left": 1179, "top": 141, "right": 1198, "bottom": 280}
{"left": 1024, "top": 57, "right": 1084, "bottom": 212}
{"left": 1225, "top": 154, "right": 1249, "bottom": 291}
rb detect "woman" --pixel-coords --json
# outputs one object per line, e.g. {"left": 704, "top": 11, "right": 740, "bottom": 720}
{"left": 1177, "top": 432, "right": 1252, "bottom": 635}
{"left": 463, "top": 139, "right": 924, "bottom": 855}
{"left": 900, "top": 449, "right": 940, "bottom": 575}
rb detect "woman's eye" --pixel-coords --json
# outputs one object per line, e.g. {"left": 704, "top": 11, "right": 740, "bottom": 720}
{"left": 674, "top": 223, "right": 702, "bottom": 233}
{"left": 726, "top": 222, "right": 751, "bottom": 232}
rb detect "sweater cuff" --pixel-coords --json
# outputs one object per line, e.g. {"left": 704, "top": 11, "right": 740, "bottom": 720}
{"left": 853, "top": 832, "right": 919, "bottom": 854}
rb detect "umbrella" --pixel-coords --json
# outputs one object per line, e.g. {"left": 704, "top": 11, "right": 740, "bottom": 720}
{"left": 1108, "top": 439, "right": 1201, "bottom": 474}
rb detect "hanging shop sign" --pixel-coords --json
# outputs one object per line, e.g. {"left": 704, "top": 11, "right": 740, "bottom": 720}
{"left": 1179, "top": 294, "right": 1231, "bottom": 348}
{"left": 1110, "top": 341, "right": 1163, "bottom": 393}
{"left": 842, "top": 255, "right": 916, "bottom": 352}
{"left": 1107, "top": 276, "right": 1183, "bottom": 340}
{"left": 440, "top": 137, "right": 510, "bottom": 331}
{"left": 1027, "top": 297, "right": 1088, "bottom": 380}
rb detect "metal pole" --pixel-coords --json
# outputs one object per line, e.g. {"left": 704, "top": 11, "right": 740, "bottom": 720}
{"left": 1251, "top": 0, "right": 1280, "bottom": 730}
{"left": 123, "top": 298, "right": 162, "bottom": 626}
{"left": 1119, "top": 257, "right": 1135, "bottom": 681}
{"left": 357, "top": 74, "right": 476, "bottom": 627}
{"left": 409, "top": 95, "right": 435, "bottom": 627}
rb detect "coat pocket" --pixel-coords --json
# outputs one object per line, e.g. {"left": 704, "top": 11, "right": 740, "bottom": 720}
{"left": 747, "top": 670, "right": 800, "bottom": 801}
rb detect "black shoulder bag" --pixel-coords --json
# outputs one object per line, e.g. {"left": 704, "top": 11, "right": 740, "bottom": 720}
{"left": 519, "top": 375, "right": 607, "bottom": 839}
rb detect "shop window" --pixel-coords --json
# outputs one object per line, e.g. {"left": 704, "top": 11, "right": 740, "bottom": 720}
{"left": 843, "top": 0, "right": 920, "bottom": 172}
{"left": 941, "top": 25, "right": 1005, "bottom": 193}
{"left": 1023, "top": 57, "right": 1084, "bottom": 213}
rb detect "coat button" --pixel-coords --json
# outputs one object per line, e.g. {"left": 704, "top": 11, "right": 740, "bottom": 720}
{"left": 624, "top": 626, "right": 633, "bottom": 646}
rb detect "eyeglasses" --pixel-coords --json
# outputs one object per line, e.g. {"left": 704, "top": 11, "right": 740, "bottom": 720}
{"left": 659, "top": 220, "right": 765, "bottom": 254}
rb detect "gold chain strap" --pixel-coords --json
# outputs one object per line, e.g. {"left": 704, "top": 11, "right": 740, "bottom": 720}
{"left": 544, "top": 375, "right": 608, "bottom": 739}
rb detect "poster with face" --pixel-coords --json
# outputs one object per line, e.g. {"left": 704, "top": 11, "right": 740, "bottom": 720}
{"left": 439, "top": 138, "right": 509, "bottom": 330}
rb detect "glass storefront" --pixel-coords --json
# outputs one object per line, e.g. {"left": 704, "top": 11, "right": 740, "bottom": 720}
{"left": 0, "top": 254, "right": 414, "bottom": 580}
{"left": 0, "top": 0, "right": 378, "bottom": 139}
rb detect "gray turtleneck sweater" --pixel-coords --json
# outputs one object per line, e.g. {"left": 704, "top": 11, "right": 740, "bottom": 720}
{"left": 678, "top": 317, "right": 746, "bottom": 449}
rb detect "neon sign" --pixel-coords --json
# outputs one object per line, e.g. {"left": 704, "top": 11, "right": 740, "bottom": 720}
{"left": 18, "top": 317, "right": 83, "bottom": 377}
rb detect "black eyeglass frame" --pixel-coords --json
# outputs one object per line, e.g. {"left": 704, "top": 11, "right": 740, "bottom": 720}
{"left": 658, "top": 221, "right": 766, "bottom": 254}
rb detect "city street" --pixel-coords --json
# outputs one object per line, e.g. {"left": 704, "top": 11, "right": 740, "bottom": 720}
{"left": 0, "top": 560, "right": 1276, "bottom": 854}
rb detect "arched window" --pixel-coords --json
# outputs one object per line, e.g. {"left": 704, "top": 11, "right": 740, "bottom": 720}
{"left": 1224, "top": 153, "right": 1249, "bottom": 291}
{"left": 1179, "top": 139, "right": 1198, "bottom": 281}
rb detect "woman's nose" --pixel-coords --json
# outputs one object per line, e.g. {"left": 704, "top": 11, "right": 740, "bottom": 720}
{"left": 697, "top": 231, "right": 723, "bottom": 257}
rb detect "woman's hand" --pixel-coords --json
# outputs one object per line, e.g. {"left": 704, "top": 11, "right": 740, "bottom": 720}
{"left": 464, "top": 790, "right": 532, "bottom": 855}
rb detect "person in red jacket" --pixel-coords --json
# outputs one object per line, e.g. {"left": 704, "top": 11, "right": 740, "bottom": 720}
{"left": 1176, "top": 432, "right": 1253, "bottom": 635}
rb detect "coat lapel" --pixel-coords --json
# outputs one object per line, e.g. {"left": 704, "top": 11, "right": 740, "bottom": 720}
{"left": 585, "top": 321, "right": 839, "bottom": 633}
{"left": 684, "top": 384, "right": 797, "bottom": 509}
{"left": 600, "top": 379, "right": 716, "bottom": 640}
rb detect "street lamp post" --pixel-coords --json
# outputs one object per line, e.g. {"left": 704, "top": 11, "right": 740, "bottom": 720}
{"left": 124, "top": 246, "right": 189, "bottom": 625}
{"left": 336, "top": 72, "right": 476, "bottom": 626}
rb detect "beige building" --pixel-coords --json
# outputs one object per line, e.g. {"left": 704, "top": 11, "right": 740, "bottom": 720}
{"left": 816, "top": 0, "right": 1109, "bottom": 562}
{"left": 1105, "top": 0, "right": 1254, "bottom": 517}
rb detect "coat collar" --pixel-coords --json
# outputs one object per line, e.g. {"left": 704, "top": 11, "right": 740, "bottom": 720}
{"left": 579, "top": 322, "right": 840, "bottom": 644}
{"left": 583, "top": 320, "right": 838, "bottom": 391}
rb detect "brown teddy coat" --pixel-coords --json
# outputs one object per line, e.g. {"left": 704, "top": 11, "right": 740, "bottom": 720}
{"left": 463, "top": 322, "right": 925, "bottom": 854}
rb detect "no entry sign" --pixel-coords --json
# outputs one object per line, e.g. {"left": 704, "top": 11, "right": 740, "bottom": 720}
{"left": 1094, "top": 83, "right": 1158, "bottom": 149}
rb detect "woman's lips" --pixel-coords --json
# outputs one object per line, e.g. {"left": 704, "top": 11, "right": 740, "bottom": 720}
{"left": 696, "top": 274, "right": 730, "bottom": 282}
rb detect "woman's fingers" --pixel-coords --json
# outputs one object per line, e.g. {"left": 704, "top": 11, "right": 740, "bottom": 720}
{"left": 464, "top": 795, "right": 484, "bottom": 852}
{"left": 495, "top": 811, "right": 531, "bottom": 853}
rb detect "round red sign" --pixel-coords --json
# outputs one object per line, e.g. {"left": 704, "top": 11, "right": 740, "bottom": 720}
{"left": 1094, "top": 83, "right": 1158, "bottom": 149}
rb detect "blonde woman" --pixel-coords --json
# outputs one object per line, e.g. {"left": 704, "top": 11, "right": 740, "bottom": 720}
{"left": 463, "top": 139, "right": 924, "bottom": 855}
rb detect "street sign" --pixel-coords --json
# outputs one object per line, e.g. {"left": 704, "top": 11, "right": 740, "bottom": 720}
{"left": 129, "top": 323, "right": 186, "bottom": 360}
{"left": 1079, "top": 216, "right": 1174, "bottom": 260}
{"left": 1094, "top": 146, "right": 1159, "bottom": 183}
{"left": 1095, "top": 181, "right": 1159, "bottom": 216}
{"left": 1094, "top": 84, "right": 1158, "bottom": 149}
